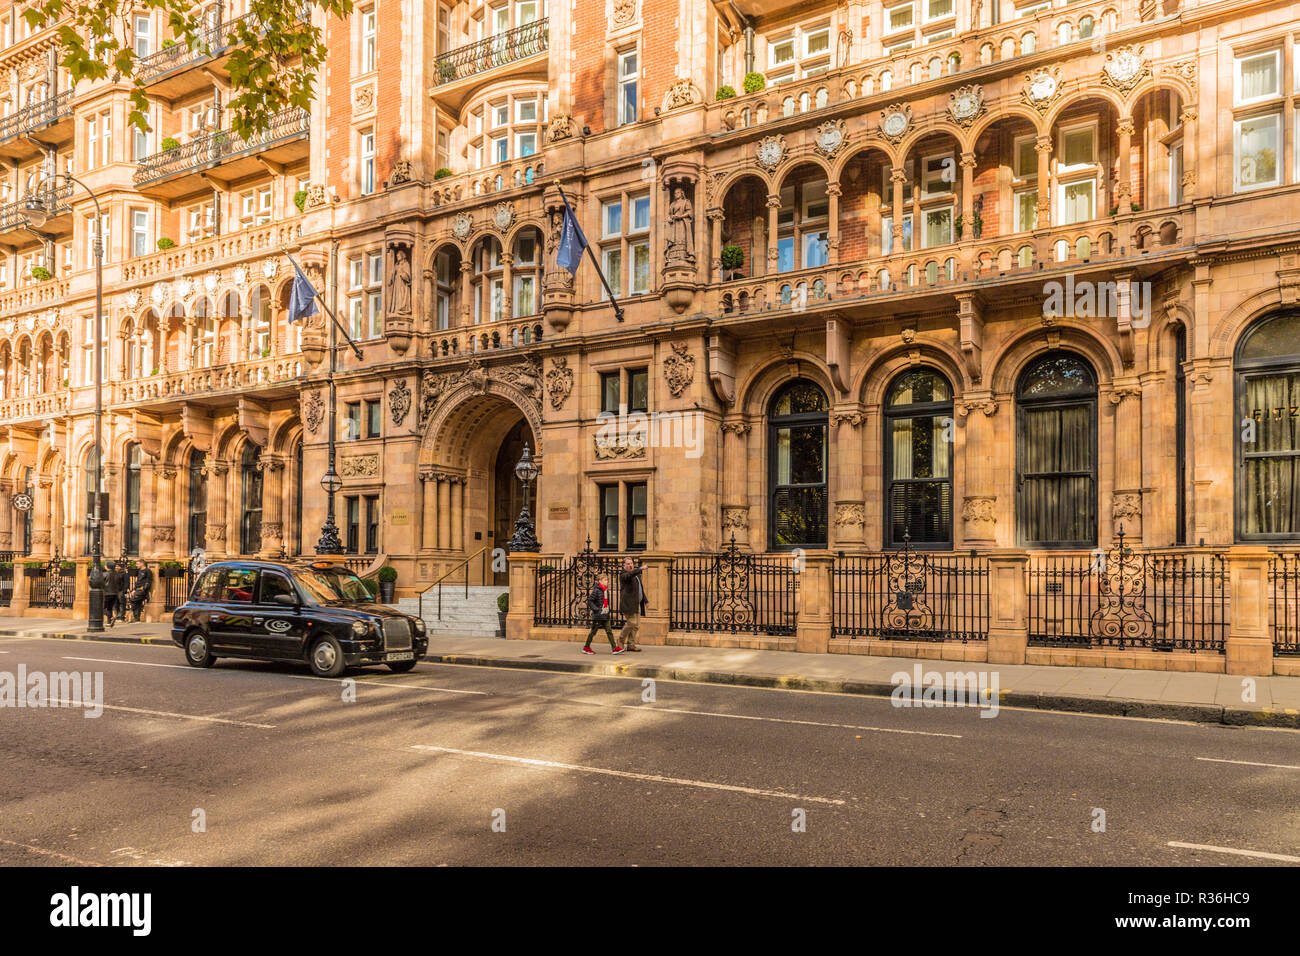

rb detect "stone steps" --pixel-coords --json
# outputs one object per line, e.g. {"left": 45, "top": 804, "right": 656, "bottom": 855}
{"left": 396, "top": 586, "right": 508, "bottom": 637}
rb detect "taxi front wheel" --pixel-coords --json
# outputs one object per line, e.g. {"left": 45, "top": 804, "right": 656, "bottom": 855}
{"left": 184, "top": 629, "right": 217, "bottom": 668}
{"left": 308, "top": 635, "right": 347, "bottom": 678}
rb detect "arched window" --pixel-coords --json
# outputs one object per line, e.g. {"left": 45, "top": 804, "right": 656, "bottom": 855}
{"left": 239, "top": 444, "right": 263, "bottom": 554}
{"left": 188, "top": 450, "right": 207, "bottom": 554}
{"left": 1015, "top": 352, "right": 1098, "bottom": 548}
{"left": 885, "top": 369, "right": 953, "bottom": 547}
{"left": 83, "top": 445, "right": 103, "bottom": 556}
{"left": 1236, "top": 312, "right": 1300, "bottom": 539}
{"left": 768, "top": 379, "right": 829, "bottom": 549}
{"left": 124, "top": 443, "right": 142, "bottom": 555}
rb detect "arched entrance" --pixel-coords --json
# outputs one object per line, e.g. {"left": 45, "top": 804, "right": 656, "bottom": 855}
{"left": 420, "top": 380, "right": 541, "bottom": 587}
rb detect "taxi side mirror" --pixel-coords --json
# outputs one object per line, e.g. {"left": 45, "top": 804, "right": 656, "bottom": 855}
{"left": 272, "top": 593, "right": 298, "bottom": 607}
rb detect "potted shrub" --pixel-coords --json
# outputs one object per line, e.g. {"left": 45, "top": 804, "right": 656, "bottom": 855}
{"left": 293, "top": 188, "right": 309, "bottom": 213}
{"left": 30, "top": 266, "right": 51, "bottom": 281}
{"left": 161, "top": 137, "right": 181, "bottom": 151}
{"left": 437, "top": 60, "right": 457, "bottom": 82}
{"left": 720, "top": 243, "right": 744, "bottom": 279}
{"left": 159, "top": 560, "right": 184, "bottom": 579}
{"left": 715, "top": 85, "right": 737, "bottom": 101}
{"left": 434, "top": 167, "right": 453, "bottom": 179}
{"left": 497, "top": 591, "right": 509, "bottom": 635}
{"left": 376, "top": 566, "right": 398, "bottom": 603}
{"left": 156, "top": 237, "right": 175, "bottom": 250}
{"left": 743, "top": 72, "right": 766, "bottom": 94}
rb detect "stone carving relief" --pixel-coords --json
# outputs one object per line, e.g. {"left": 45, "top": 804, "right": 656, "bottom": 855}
{"left": 594, "top": 432, "right": 646, "bottom": 460}
{"left": 354, "top": 85, "right": 375, "bottom": 111}
{"left": 390, "top": 159, "right": 413, "bottom": 185}
{"left": 1022, "top": 67, "right": 1062, "bottom": 113}
{"left": 452, "top": 213, "right": 473, "bottom": 240}
{"left": 547, "top": 113, "right": 576, "bottom": 142}
{"left": 947, "top": 85, "right": 985, "bottom": 128}
{"left": 1112, "top": 492, "right": 1142, "bottom": 525}
{"left": 340, "top": 454, "right": 380, "bottom": 478}
{"left": 663, "top": 342, "right": 696, "bottom": 397}
{"left": 834, "top": 503, "right": 866, "bottom": 528}
{"left": 962, "top": 496, "right": 997, "bottom": 537}
{"left": 663, "top": 78, "right": 699, "bottom": 111}
{"left": 493, "top": 201, "right": 514, "bottom": 232}
{"left": 545, "top": 356, "right": 574, "bottom": 409}
{"left": 1101, "top": 45, "right": 1149, "bottom": 92}
{"left": 613, "top": 0, "right": 637, "bottom": 24}
{"left": 813, "top": 118, "right": 847, "bottom": 158}
{"left": 388, "top": 378, "right": 412, "bottom": 426}
{"left": 303, "top": 390, "right": 325, "bottom": 434}
{"left": 878, "top": 104, "right": 912, "bottom": 144}
{"left": 755, "top": 134, "right": 786, "bottom": 172}
{"left": 721, "top": 507, "right": 749, "bottom": 529}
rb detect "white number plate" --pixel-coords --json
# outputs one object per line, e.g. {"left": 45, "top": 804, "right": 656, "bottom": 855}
{"left": 386, "top": 651, "right": 414, "bottom": 662}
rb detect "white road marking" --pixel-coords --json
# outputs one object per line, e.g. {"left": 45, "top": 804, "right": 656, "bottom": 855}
{"left": 1195, "top": 756, "right": 1300, "bottom": 771}
{"left": 45, "top": 698, "right": 276, "bottom": 728}
{"left": 60, "top": 655, "right": 487, "bottom": 695}
{"left": 411, "top": 744, "right": 847, "bottom": 805}
{"left": 0, "top": 838, "right": 103, "bottom": 866}
{"left": 614, "top": 702, "right": 963, "bottom": 738}
{"left": 1167, "top": 841, "right": 1300, "bottom": 863}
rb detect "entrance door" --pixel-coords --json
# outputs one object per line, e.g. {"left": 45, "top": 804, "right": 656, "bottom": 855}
{"left": 493, "top": 419, "right": 533, "bottom": 585}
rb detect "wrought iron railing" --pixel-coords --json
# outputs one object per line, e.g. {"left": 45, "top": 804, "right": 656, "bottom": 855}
{"left": 134, "top": 107, "right": 309, "bottom": 187}
{"left": 136, "top": 6, "right": 309, "bottom": 83}
{"left": 1027, "top": 531, "right": 1228, "bottom": 653}
{"left": 0, "top": 561, "right": 12, "bottom": 608}
{"left": 28, "top": 558, "right": 74, "bottom": 610}
{"left": 833, "top": 538, "right": 989, "bottom": 642}
{"left": 534, "top": 540, "right": 627, "bottom": 629}
{"left": 0, "top": 90, "right": 74, "bottom": 143}
{"left": 163, "top": 568, "right": 196, "bottom": 611}
{"left": 433, "top": 18, "right": 549, "bottom": 87}
{"left": 669, "top": 537, "right": 797, "bottom": 636}
{"left": 0, "top": 182, "right": 73, "bottom": 233}
{"left": 1269, "top": 552, "right": 1300, "bottom": 656}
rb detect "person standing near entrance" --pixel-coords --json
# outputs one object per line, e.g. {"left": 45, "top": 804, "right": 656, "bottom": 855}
{"left": 128, "top": 561, "right": 153, "bottom": 623}
{"left": 104, "top": 562, "right": 123, "bottom": 627}
{"left": 582, "top": 572, "right": 624, "bottom": 655}
{"left": 619, "top": 557, "right": 648, "bottom": 652}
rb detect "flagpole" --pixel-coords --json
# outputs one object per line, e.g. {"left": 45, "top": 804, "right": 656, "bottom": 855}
{"left": 282, "top": 246, "right": 364, "bottom": 359}
{"left": 554, "top": 181, "right": 625, "bottom": 323}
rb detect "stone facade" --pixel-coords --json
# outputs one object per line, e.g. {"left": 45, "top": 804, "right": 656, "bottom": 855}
{"left": 0, "top": 0, "right": 1295, "bottom": 628}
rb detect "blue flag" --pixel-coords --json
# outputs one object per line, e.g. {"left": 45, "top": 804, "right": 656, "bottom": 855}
{"left": 555, "top": 193, "right": 588, "bottom": 276}
{"left": 287, "top": 256, "right": 319, "bottom": 323}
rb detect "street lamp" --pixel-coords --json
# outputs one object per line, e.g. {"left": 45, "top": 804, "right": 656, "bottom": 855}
{"left": 27, "top": 175, "right": 106, "bottom": 632}
{"left": 508, "top": 443, "right": 540, "bottom": 552}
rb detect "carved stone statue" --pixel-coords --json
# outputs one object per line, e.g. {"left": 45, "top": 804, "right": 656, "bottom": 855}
{"left": 388, "top": 246, "right": 412, "bottom": 315}
{"left": 666, "top": 187, "right": 695, "bottom": 264}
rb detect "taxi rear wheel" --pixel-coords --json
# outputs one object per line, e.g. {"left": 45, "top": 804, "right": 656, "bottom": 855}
{"left": 184, "top": 629, "right": 217, "bottom": 668}
{"left": 387, "top": 658, "right": 418, "bottom": 673}
{"left": 308, "top": 635, "right": 346, "bottom": 678}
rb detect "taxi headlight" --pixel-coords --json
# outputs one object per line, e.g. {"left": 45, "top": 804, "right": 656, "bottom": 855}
{"left": 351, "top": 620, "right": 368, "bottom": 638}
{"left": 413, "top": 618, "right": 426, "bottom": 635}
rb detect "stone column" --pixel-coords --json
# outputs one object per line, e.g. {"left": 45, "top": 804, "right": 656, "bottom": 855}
{"left": 795, "top": 552, "right": 834, "bottom": 654}
{"left": 505, "top": 551, "right": 539, "bottom": 640}
{"left": 720, "top": 421, "right": 751, "bottom": 547}
{"left": 205, "top": 459, "right": 230, "bottom": 557}
{"left": 1115, "top": 117, "right": 1134, "bottom": 209}
{"left": 1225, "top": 546, "right": 1274, "bottom": 676}
{"left": 152, "top": 467, "right": 177, "bottom": 558}
{"left": 138, "top": 460, "right": 158, "bottom": 557}
{"left": 890, "top": 166, "right": 906, "bottom": 253}
{"left": 437, "top": 476, "right": 450, "bottom": 550}
{"left": 459, "top": 260, "right": 474, "bottom": 327}
{"left": 451, "top": 477, "right": 465, "bottom": 552}
{"left": 1179, "top": 106, "right": 1197, "bottom": 201}
{"left": 9, "top": 561, "right": 28, "bottom": 614}
{"left": 1109, "top": 383, "right": 1143, "bottom": 542}
{"left": 764, "top": 192, "right": 782, "bottom": 275}
{"left": 1035, "top": 134, "right": 1052, "bottom": 229}
{"left": 825, "top": 182, "right": 842, "bottom": 265}
{"left": 500, "top": 252, "right": 514, "bottom": 322}
{"left": 958, "top": 397, "right": 999, "bottom": 546}
{"left": 260, "top": 455, "right": 285, "bottom": 556}
{"left": 32, "top": 477, "right": 52, "bottom": 558}
{"left": 960, "top": 150, "right": 976, "bottom": 236}
{"left": 0, "top": 479, "right": 12, "bottom": 551}
{"left": 72, "top": 556, "right": 90, "bottom": 619}
{"left": 708, "top": 209, "right": 724, "bottom": 282}
{"left": 419, "top": 468, "right": 438, "bottom": 551}
{"left": 986, "top": 550, "right": 1029, "bottom": 665}
{"left": 831, "top": 412, "right": 865, "bottom": 548}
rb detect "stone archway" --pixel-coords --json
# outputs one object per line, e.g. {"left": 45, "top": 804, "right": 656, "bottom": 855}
{"left": 419, "top": 379, "right": 540, "bottom": 584}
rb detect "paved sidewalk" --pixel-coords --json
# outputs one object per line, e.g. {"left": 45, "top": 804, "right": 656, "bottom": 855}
{"left": 2, "top": 615, "right": 1298, "bottom": 726}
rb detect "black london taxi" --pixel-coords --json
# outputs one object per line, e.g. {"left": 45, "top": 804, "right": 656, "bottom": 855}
{"left": 172, "top": 560, "right": 428, "bottom": 677}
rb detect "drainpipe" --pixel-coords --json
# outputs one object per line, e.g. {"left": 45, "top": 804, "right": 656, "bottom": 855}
{"left": 727, "top": 1, "right": 754, "bottom": 76}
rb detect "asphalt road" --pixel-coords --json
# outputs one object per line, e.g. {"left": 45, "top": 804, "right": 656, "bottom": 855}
{"left": 1, "top": 634, "right": 1298, "bottom": 866}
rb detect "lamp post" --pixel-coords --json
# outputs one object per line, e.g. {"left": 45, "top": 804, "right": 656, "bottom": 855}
{"left": 508, "top": 442, "right": 540, "bottom": 552}
{"left": 26, "top": 174, "right": 104, "bottom": 632}
{"left": 314, "top": 305, "right": 344, "bottom": 554}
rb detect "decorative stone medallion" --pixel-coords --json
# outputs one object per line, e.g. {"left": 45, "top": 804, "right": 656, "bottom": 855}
{"left": 261, "top": 257, "right": 278, "bottom": 280}
{"left": 663, "top": 341, "right": 696, "bottom": 397}
{"left": 755, "top": 134, "right": 786, "bottom": 172}
{"left": 151, "top": 281, "right": 168, "bottom": 305}
{"left": 176, "top": 277, "right": 193, "bottom": 298}
{"left": 1101, "top": 45, "right": 1149, "bottom": 92}
{"left": 947, "top": 85, "right": 985, "bottom": 128}
{"left": 203, "top": 272, "right": 219, "bottom": 293}
{"left": 814, "top": 119, "right": 847, "bottom": 158}
{"left": 878, "top": 104, "right": 912, "bottom": 144}
{"left": 233, "top": 265, "right": 248, "bottom": 287}
{"left": 388, "top": 378, "right": 411, "bottom": 426}
{"left": 125, "top": 290, "right": 140, "bottom": 310}
{"left": 493, "top": 201, "right": 514, "bottom": 232}
{"left": 545, "top": 356, "right": 574, "bottom": 410}
{"left": 452, "top": 212, "right": 473, "bottom": 240}
{"left": 303, "top": 390, "right": 325, "bottom": 434}
{"left": 1022, "top": 67, "right": 1061, "bottom": 113}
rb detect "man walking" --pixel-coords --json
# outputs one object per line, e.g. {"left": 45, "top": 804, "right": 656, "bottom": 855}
{"left": 582, "top": 572, "right": 624, "bottom": 655}
{"left": 104, "top": 561, "right": 123, "bottom": 627}
{"left": 619, "top": 556, "right": 649, "bottom": 652}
